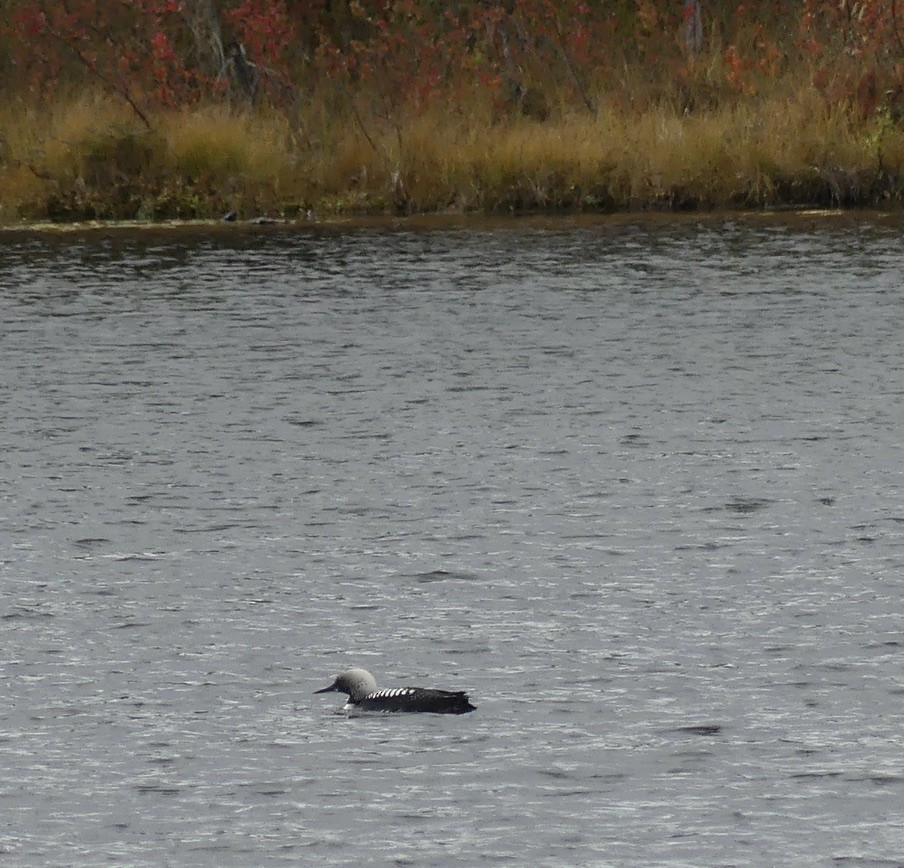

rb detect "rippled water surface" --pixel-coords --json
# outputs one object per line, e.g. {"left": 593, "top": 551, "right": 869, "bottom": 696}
{"left": 2, "top": 215, "right": 903, "bottom": 865}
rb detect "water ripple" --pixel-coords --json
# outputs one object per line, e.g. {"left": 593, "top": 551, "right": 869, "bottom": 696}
{"left": 1, "top": 217, "right": 902, "bottom": 865}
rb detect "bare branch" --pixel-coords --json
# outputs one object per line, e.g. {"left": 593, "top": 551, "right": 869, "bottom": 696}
{"left": 39, "top": 17, "right": 153, "bottom": 130}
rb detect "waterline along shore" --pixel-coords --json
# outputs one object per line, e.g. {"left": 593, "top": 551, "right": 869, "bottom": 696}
{"left": 2, "top": 87, "right": 902, "bottom": 225}
{"left": 1, "top": 2, "right": 902, "bottom": 224}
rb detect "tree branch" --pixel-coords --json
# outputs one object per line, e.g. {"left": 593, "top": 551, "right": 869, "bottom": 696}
{"left": 41, "top": 18, "right": 153, "bottom": 130}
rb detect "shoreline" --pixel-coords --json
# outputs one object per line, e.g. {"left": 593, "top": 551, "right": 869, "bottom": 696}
{"left": 3, "top": 207, "right": 903, "bottom": 238}
{"left": 2, "top": 85, "right": 902, "bottom": 228}
{"left": 3, "top": 4, "right": 902, "bottom": 226}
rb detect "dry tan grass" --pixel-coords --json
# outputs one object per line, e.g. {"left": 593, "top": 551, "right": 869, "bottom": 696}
{"left": 0, "top": 74, "right": 901, "bottom": 223}
{"left": 161, "top": 106, "right": 294, "bottom": 183}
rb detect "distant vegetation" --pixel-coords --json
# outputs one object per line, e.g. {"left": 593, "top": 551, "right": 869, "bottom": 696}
{"left": 0, "top": 1, "right": 902, "bottom": 222}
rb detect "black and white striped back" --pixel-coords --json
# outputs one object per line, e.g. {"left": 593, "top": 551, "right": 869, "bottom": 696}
{"left": 354, "top": 687, "right": 476, "bottom": 715}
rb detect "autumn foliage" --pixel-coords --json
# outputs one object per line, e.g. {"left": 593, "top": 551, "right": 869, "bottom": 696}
{"left": 0, "top": 1, "right": 902, "bottom": 219}
{"left": 3, "top": 1, "right": 901, "bottom": 115}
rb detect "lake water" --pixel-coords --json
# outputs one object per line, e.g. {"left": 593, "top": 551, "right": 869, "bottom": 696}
{"left": 1, "top": 214, "right": 903, "bottom": 866}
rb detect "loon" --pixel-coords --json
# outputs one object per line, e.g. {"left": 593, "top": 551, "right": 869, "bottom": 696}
{"left": 315, "top": 668, "right": 476, "bottom": 715}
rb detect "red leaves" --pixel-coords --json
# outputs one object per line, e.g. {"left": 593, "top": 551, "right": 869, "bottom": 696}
{"left": 11, "top": 7, "right": 48, "bottom": 37}
{"left": 1, "top": 1, "right": 901, "bottom": 114}
{"left": 224, "top": 0, "right": 297, "bottom": 76}
{"left": 150, "top": 31, "right": 174, "bottom": 58}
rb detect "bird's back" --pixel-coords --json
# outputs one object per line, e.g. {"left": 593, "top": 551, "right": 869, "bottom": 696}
{"left": 356, "top": 687, "right": 476, "bottom": 714}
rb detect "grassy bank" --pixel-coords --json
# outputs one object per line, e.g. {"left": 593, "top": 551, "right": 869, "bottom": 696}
{"left": 1, "top": 81, "right": 903, "bottom": 224}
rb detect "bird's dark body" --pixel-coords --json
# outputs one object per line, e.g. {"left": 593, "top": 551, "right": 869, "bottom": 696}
{"left": 315, "top": 668, "right": 476, "bottom": 715}
{"left": 356, "top": 687, "right": 476, "bottom": 714}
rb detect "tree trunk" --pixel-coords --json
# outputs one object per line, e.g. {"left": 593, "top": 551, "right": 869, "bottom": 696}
{"left": 684, "top": 0, "right": 703, "bottom": 54}
{"left": 183, "top": 0, "right": 228, "bottom": 79}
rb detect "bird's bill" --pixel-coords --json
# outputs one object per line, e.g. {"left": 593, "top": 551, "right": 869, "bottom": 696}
{"left": 314, "top": 681, "right": 338, "bottom": 694}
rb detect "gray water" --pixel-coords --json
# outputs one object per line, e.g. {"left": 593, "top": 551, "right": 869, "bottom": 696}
{"left": 1, "top": 215, "right": 903, "bottom": 866}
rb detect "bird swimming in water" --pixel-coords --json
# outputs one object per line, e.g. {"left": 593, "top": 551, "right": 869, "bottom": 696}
{"left": 315, "top": 667, "right": 476, "bottom": 715}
